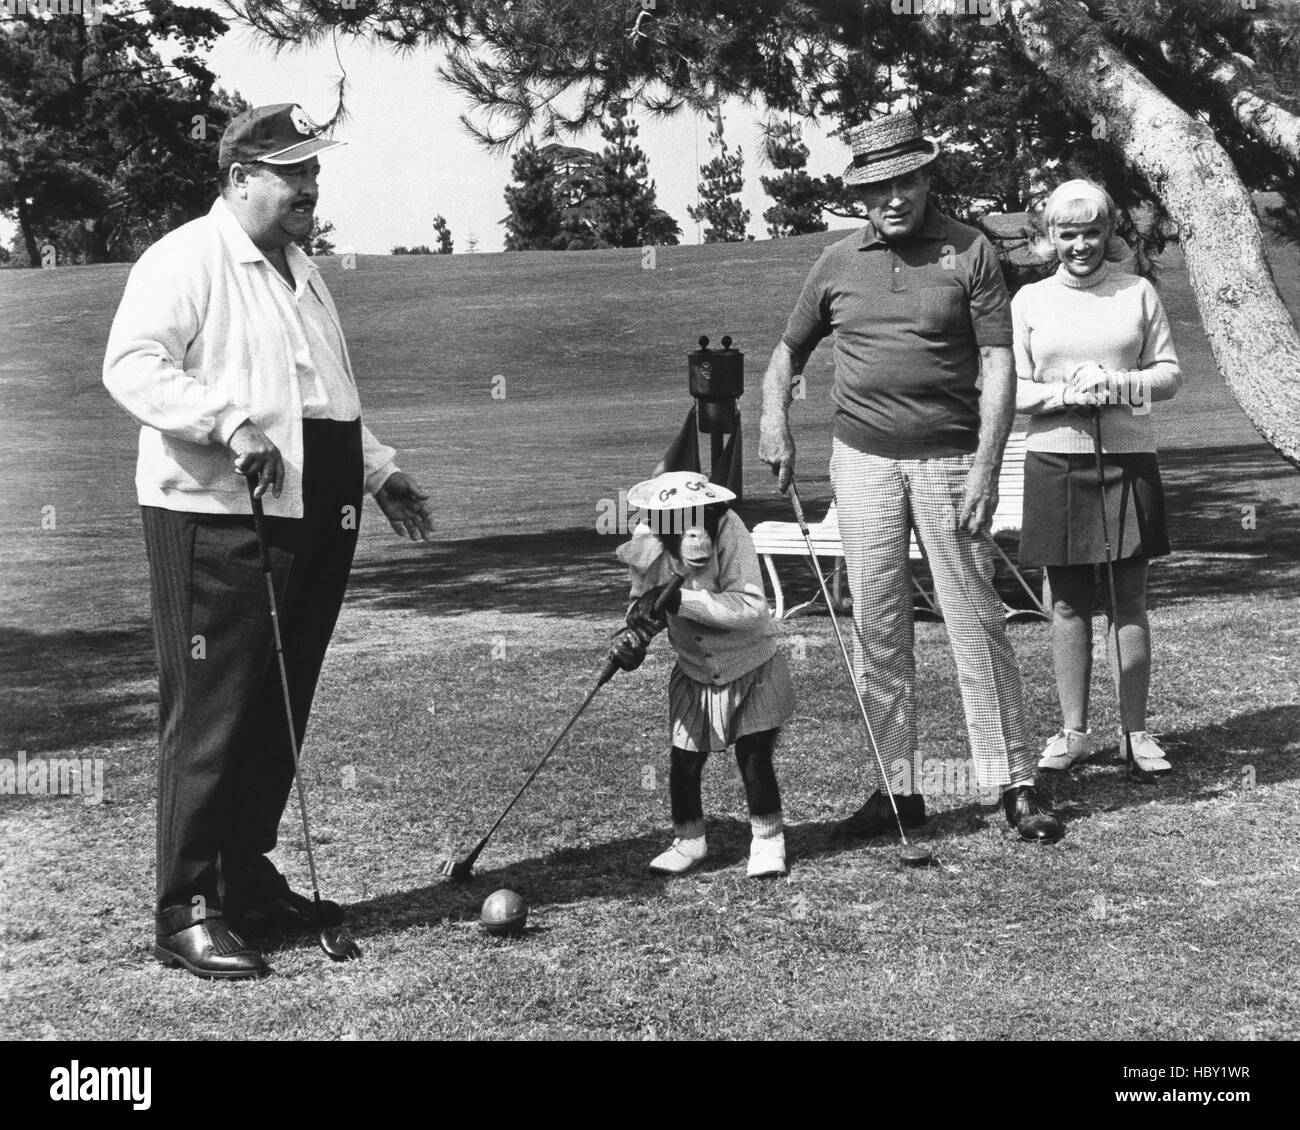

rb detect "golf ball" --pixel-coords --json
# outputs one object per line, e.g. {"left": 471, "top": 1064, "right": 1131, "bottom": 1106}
{"left": 480, "top": 889, "right": 528, "bottom": 937}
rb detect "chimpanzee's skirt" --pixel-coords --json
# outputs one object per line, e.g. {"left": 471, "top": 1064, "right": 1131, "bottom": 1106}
{"left": 669, "top": 651, "right": 795, "bottom": 753}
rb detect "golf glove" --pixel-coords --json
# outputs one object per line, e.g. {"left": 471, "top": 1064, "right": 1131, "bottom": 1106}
{"left": 609, "top": 625, "right": 654, "bottom": 671}
{"left": 627, "top": 583, "right": 682, "bottom": 633}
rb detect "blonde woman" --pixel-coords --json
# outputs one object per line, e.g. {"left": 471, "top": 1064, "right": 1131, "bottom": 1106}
{"left": 1012, "top": 179, "right": 1182, "bottom": 776}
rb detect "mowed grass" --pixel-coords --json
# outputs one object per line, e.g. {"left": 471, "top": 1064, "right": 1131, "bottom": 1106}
{"left": 1, "top": 231, "right": 1298, "bottom": 1040}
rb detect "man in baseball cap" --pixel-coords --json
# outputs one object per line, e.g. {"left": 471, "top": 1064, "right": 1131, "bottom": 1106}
{"left": 760, "top": 108, "right": 1063, "bottom": 849}
{"left": 104, "top": 104, "right": 435, "bottom": 980}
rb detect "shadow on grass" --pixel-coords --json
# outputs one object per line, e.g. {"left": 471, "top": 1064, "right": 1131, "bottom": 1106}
{"left": 1154, "top": 444, "right": 1300, "bottom": 604}
{"left": 343, "top": 475, "right": 1048, "bottom": 619}
{"left": 344, "top": 490, "right": 818, "bottom": 620}
{"left": 347, "top": 439, "right": 1300, "bottom": 621}
{"left": 1026, "top": 703, "right": 1300, "bottom": 824}
{"left": 304, "top": 702, "right": 1299, "bottom": 943}
{"left": 0, "top": 624, "right": 157, "bottom": 752}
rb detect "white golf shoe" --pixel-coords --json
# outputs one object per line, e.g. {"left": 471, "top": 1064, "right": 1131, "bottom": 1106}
{"left": 1127, "top": 732, "right": 1172, "bottom": 774}
{"left": 1037, "top": 728, "right": 1097, "bottom": 771}
{"left": 747, "top": 832, "right": 787, "bottom": 879}
{"left": 648, "top": 835, "right": 707, "bottom": 875}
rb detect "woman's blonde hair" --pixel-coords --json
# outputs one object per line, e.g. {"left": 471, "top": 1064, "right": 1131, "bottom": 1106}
{"left": 1030, "top": 178, "right": 1132, "bottom": 265}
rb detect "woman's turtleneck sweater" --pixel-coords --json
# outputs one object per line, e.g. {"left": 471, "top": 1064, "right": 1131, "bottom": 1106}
{"left": 1011, "top": 259, "right": 1182, "bottom": 454}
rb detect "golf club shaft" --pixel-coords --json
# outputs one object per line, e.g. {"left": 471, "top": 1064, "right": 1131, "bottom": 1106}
{"left": 788, "top": 482, "right": 910, "bottom": 845}
{"left": 1090, "top": 410, "right": 1131, "bottom": 756}
{"left": 463, "top": 574, "right": 687, "bottom": 867}
{"left": 463, "top": 676, "right": 607, "bottom": 865}
{"left": 247, "top": 476, "right": 322, "bottom": 896}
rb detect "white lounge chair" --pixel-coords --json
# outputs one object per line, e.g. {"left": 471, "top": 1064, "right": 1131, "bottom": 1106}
{"left": 751, "top": 432, "right": 1048, "bottom": 622}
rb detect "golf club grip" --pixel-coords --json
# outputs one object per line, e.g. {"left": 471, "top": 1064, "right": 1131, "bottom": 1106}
{"left": 788, "top": 482, "right": 810, "bottom": 533}
{"left": 597, "top": 573, "right": 687, "bottom": 684}
{"left": 653, "top": 572, "right": 686, "bottom": 614}
{"left": 245, "top": 475, "right": 274, "bottom": 574}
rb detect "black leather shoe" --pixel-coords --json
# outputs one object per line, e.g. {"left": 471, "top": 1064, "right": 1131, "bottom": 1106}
{"left": 834, "top": 789, "right": 927, "bottom": 838}
{"left": 1003, "top": 785, "right": 1063, "bottom": 843}
{"left": 231, "top": 888, "right": 343, "bottom": 930}
{"left": 153, "top": 919, "right": 270, "bottom": 980}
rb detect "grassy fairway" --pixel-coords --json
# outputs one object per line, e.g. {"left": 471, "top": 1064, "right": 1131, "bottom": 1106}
{"left": 0, "top": 231, "right": 1297, "bottom": 1040}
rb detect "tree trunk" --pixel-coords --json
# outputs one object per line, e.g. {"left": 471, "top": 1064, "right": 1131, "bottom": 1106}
{"left": 1006, "top": 0, "right": 1300, "bottom": 468}
{"left": 16, "top": 196, "right": 40, "bottom": 268}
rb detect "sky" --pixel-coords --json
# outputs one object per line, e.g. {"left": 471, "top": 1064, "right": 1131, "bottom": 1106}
{"left": 181, "top": 6, "right": 865, "bottom": 255}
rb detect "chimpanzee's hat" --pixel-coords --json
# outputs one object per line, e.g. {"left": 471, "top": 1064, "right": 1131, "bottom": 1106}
{"left": 627, "top": 472, "right": 736, "bottom": 512}
{"left": 219, "top": 104, "right": 346, "bottom": 168}
{"left": 842, "top": 110, "right": 939, "bottom": 186}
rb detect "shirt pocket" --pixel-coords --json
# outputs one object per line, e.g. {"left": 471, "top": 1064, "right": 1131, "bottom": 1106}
{"left": 916, "top": 285, "right": 968, "bottom": 337}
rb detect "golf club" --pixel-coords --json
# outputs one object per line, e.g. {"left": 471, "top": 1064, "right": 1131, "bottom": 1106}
{"left": 788, "top": 481, "right": 933, "bottom": 867}
{"left": 1089, "top": 411, "right": 1158, "bottom": 785}
{"left": 440, "top": 573, "right": 687, "bottom": 881}
{"left": 246, "top": 475, "right": 362, "bottom": 960}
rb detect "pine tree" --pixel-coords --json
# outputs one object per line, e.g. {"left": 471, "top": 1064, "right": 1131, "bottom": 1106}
{"left": 687, "top": 111, "right": 750, "bottom": 243}
{"left": 573, "top": 102, "right": 680, "bottom": 248}
{"left": 501, "top": 109, "right": 679, "bottom": 249}
{"left": 501, "top": 143, "right": 565, "bottom": 250}
{"left": 433, "top": 214, "right": 453, "bottom": 254}
{"left": 0, "top": 3, "right": 248, "bottom": 264}
{"left": 760, "top": 119, "right": 827, "bottom": 238}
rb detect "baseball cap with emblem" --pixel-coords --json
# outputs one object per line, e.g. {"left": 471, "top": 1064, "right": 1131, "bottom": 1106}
{"left": 218, "top": 103, "right": 347, "bottom": 168}
{"left": 842, "top": 110, "right": 939, "bottom": 186}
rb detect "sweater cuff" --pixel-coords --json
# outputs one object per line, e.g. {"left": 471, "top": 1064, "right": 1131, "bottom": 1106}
{"left": 212, "top": 406, "right": 251, "bottom": 447}
{"left": 1124, "top": 370, "right": 1151, "bottom": 416}
{"left": 366, "top": 461, "right": 401, "bottom": 496}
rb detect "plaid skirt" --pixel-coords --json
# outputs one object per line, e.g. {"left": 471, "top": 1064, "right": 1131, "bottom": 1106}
{"left": 1020, "top": 451, "right": 1170, "bottom": 567}
{"left": 669, "top": 651, "right": 795, "bottom": 753}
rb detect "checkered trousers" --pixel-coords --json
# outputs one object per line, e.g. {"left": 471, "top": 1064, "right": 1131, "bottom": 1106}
{"left": 829, "top": 439, "right": 1037, "bottom": 792}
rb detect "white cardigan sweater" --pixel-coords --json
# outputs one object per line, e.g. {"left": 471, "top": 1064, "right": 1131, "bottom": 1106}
{"left": 103, "top": 197, "right": 397, "bottom": 518}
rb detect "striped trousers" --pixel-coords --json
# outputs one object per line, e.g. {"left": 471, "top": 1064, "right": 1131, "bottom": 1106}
{"left": 830, "top": 439, "right": 1036, "bottom": 794}
{"left": 142, "top": 419, "right": 363, "bottom": 935}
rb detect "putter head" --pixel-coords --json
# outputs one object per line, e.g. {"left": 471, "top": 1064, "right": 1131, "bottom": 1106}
{"left": 318, "top": 925, "right": 362, "bottom": 962}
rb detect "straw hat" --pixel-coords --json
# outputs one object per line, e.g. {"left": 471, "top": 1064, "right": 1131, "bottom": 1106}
{"left": 842, "top": 110, "right": 939, "bottom": 186}
{"left": 626, "top": 472, "right": 736, "bottom": 512}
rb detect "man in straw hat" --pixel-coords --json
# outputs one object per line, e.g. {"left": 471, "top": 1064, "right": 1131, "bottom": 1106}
{"left": 758, "top": 109, "right": 1061, "bottom": 845}
{"left": 104, "top": 103, "right": 435, "bottom": 979}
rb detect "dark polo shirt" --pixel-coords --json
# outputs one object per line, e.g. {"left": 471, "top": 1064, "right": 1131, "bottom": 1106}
{"left": 781, "top": 205, "right": 1012, "bottom": 459}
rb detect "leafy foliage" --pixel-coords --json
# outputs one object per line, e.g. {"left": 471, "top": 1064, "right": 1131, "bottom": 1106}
{"left": 502, "top": 104, "right": 679, "bottom": 249}
{"left": 230, "top": 0, "right": 1300, "bottom": 255}
{"left": 760, "top": 118, "right": 827, "bottom": 237}
{"left": 0, "top": 3, "right": 249, "bottom": 264}
{"left": 295, "top": 216, "right": 336, "bottom": 256}
{"left": 433, "top": 213, "right": 453, "bottom": 253}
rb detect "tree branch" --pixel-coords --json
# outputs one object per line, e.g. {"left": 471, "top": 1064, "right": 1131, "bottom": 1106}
{"left": 1006, "top": 0, "right": 1300, "bottom": 467}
